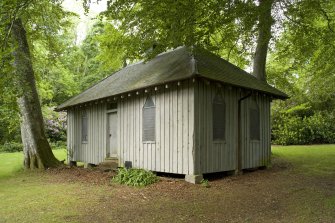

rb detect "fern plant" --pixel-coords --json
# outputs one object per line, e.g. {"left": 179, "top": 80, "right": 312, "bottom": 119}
{"left": 112, "top": 168, "right": 158, "bottom": 187}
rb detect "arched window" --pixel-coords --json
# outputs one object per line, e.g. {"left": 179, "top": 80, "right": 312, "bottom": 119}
{"left": 81, "top": 110, "right": 88, "bottom": 143}
{"left": 143, "top": 96, "right": 155, "bottom": 141}
{"left": 213, "top": 92, "right": 226, "bottom": 141}
{"left": 249, "top": 98, "right": 260, "bottom": 140}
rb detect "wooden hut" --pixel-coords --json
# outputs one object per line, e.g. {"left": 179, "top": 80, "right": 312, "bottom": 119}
{"left": 57, "top": 46, "right": 287, "bottom": 183}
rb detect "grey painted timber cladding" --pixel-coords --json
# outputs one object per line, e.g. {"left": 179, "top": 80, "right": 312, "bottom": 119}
{"left": 67, "top": 103, "right": 108, "bottom": 164}
{"left": 67, "top": 77, "right": 271, "bottom": 175}
{"left": 67, "top": 79, "right": 195, "bottom": 175}
{"left": 62, "top": 47, "right": 282, "bottom": 175}
{"left": 194, "top": 80, "right": 238, "bottom": 174}
{"left": 241, "top": 95, "right": 271, "bottom": 169}
{"left": 118, "top": 79, "right": 195, "bottom": 174}
{"left": 194, "top": 79, "right": 271, "bottom": 174}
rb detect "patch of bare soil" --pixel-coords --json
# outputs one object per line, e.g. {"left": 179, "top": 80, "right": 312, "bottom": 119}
{"left": 45, "top": 166, "right": 115, "bottom": 185}
{"left": 43, "top": 158, "right": 335, "bottom": 223}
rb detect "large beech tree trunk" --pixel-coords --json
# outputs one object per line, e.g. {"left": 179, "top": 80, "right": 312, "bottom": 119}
{"left": 11, "top": 18, "right": 60, "bottom": 169}
{"left": 253, "top": 0, "right": 274, "bottom": 82}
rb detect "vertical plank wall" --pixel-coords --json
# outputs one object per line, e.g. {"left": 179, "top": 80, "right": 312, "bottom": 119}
{"left": 118, "top": 79, "right": 195, "bottom": 175}
{"left": 66, "top": 78, "right": 271, "bottom": 174}
{"left": 194, "top": 79, "right": 239, "bottom": 174}
{"left": 240, "top": 94, "right": 271, "bottom": 169}
{"left": 194, "top": 79, "right": 272, "bottom": 174}
{"left": 67, "top": 103, "right": 108, "bottom": 164}
{"left": 67, "top": 80, "right": 195, "bottom": 174}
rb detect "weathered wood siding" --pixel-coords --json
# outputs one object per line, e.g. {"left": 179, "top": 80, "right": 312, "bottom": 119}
{"left": 118, "top": 79, "right": 195, "bottom": 175}
{"left": 194, "top": 79, "right": 239, "bottom": 174}
{"left": 240, "top": 94, "right": 271, "bottom": 169}
{"left": 67, "top": 79, "right": 195, "bottom": 175}
{"left": 67, "top": 103, "right": 107, "bottom": 164}
{"left": 194, "top": 79, "right": 271, "bottom": 174}
{"left": 67, "top": 77, "right": 271, "bottom": 175}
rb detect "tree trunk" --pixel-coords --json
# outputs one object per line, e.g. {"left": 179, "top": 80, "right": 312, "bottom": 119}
{"left": 253, "top": 0, "right": 274, "bottom": 82}
{"left": 11, "top": 18, "right": 60, "bottom": 169}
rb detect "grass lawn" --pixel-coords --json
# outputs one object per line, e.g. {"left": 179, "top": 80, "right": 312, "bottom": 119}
{"left": 0, "top": 149, "right": 67, "bottom": 179}
{"left": 0, "top": 145, "right": 334, "bottom": 222}
{"left": 272, "top": 144, "right": 335, "bottom": 176}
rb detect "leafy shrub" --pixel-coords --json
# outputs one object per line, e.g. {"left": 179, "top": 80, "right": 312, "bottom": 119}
{"left": 272, "top": 111, "right": 335, "bottom": 145}
{"left": 43, "top": 107, "right": 67, "bottom": 142}
{"left": 49, "top": 141, "right": 67, "bottom": 150}
{"left": 200, "top": 179, "right": 210, "bottom": 188}
{"left": 0, "top": 142, "right": 23, "bottom": 153}
{"left": 112, "top": 168, "right": 158, "bottom": 187}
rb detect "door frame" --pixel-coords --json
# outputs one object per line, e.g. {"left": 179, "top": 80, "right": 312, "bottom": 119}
{"left": 106, "top": 109, "right": 118, "bottom": 158}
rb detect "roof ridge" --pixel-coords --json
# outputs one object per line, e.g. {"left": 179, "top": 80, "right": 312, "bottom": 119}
{"left": 57, "top": 46, "right": 288, "bottom": 110}
{"left": 189, "top": 46, "right": 199, "bottom": 75}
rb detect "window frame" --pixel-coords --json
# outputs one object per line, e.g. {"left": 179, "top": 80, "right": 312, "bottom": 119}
{"left": 212, "top": 92, "right": 226, "bottom": 142}
{"left": 249, "top": 98, "right": 260, "bottom": 141}
{"left": 81, "top": 110, "right": 88, "bottom": 143}
{"left": 142, "top": 96, "right": 156, "bottom": 142}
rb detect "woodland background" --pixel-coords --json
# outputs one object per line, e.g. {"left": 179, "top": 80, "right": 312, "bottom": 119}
{"left": 1, "top": 0, "right": 335, "bottom": 153}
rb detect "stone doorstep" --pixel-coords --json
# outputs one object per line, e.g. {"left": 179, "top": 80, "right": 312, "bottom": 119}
{"left": 104, "top": 157, "right": 119, "bottom": 161}
{"left": 99, "top": 159, "right": 119, "bottom": 170}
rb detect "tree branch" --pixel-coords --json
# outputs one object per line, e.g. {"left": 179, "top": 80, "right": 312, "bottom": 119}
{"left": 318, "top": 2, "right": 334, "bottom": 33}
{"left": 227, "top": 40, "right": 238, "bottom": 62}
{"left": 1, "top": 0, "right": 32, "bottom": 52}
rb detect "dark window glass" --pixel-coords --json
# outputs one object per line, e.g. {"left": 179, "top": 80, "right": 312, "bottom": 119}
{"left": 82, "top": 111, "right": 88, "bottom": 142}
{"left": 213, "top": 93, "right": 226, "bottom": 140}
{"left": 107, "top": 103, "right": 117, "bottom": 110}
{"left": 249, "top": 100, "right": 260, "bottom": 140}
{"left": 143, "top": 96, "right": 155, "bottom": 141}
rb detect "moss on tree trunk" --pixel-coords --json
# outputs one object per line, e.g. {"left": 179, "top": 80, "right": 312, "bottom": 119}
{"left": 11, "top": 18, "right": 60, "bottom": 169}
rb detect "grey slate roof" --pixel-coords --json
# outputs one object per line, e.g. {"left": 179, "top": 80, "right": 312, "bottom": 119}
{"left": 57, "top": 46, "right": 288, "bottom": 110}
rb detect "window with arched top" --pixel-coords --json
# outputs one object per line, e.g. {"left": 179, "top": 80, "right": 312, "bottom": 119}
{"left": 213, "top": 92, "right": 226, "bottom": 141}
{"left": 143, "top": 96, "right": 156, "bottom": 142}
{"left": 81, "top": 110, "right": 88, "bottom": 143}
{"left": 249, "top": 98, "right": 260, "bottom": 140}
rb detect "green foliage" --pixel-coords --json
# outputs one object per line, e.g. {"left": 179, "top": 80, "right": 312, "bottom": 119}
{"left": 103, "top": 0, "right": 257, "bottom": 67}
{"left": 200, "top": 179, "right": 210, "bottom": 188}
{"left": 94, "top": 22, "right": 129, "bottom": 71}
{"left": 0, "top": 141, "right": 65, "bottom": 153}
{"left": 0, "top": 100, "right": 20, "bottom": 144}
{"left": 112, "top": 168, "right": 159, "bottom": 187}
{"left": 49, "top": 141, "right": 67, "bottom": 150}
{"left": 267, "top": 1, "right": 335, "bottom": 145}
{"left": 0, "top": 142, "right": 23, "bottom": 153}
{"left": 0, "top": 0, "right": 79, "bottom": 145}
{"left": 74, "top": 22, "right": 117, "bottom": 91}
{"left": 43, "top": 107, "right": 67, "bottom": 142}
{"left": 0, "top": 0, "right": 334, "bottom": 148}
{"left": 272, "top": 111, "right": 335, "bottom": 145}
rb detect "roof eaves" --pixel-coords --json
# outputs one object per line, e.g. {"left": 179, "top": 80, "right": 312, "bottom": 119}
{"left": 55, "top": 75, "right": 199, "bottom": 111}
{"left": 196, "top": 75, "right": 289, "bottom": 99}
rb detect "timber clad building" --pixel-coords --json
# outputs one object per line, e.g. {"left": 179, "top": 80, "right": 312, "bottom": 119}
{"left": 57, "top": 46, "right": 287, "bottom": 183}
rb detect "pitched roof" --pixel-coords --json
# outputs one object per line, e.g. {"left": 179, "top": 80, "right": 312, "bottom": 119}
{"left": 57, "top": 46, "right": 288, "bottom": 110}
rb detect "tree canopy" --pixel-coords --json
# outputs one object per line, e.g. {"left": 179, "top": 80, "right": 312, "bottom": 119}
{"left": 0, "top": 0, "right": 335, "bottom": 154}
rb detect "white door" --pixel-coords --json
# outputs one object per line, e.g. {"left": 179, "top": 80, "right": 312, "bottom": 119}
{"left": 108, "top": 112, "right": 118, "bottom": 157}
